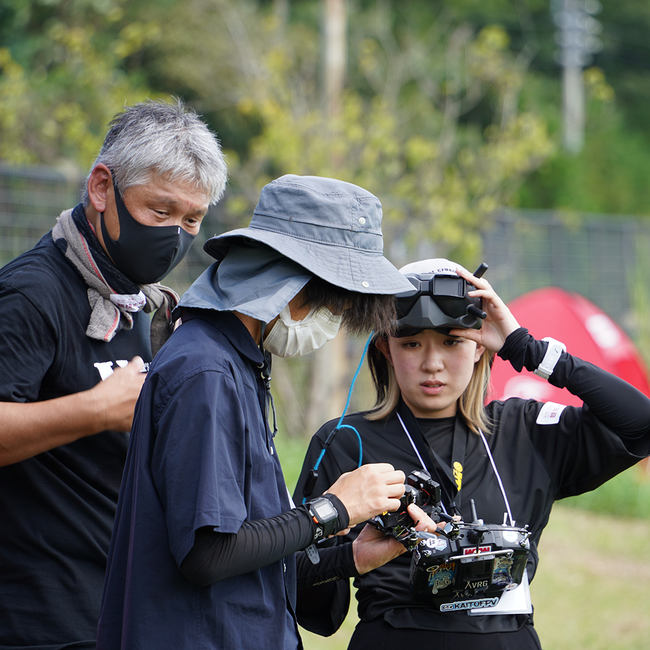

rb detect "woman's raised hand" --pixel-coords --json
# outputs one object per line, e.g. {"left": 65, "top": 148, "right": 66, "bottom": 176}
{"left": 449, "top": 267, "right": 520, "bottom": 354}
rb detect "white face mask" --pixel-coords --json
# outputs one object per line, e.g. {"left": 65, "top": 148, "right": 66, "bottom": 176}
{"left": 264, "top": 304, "right": 342, "bottom": 358}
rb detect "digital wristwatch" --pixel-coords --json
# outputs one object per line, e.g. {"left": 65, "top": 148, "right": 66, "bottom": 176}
{"left": 308, "top": 496, "right": 339, "bottom": 541}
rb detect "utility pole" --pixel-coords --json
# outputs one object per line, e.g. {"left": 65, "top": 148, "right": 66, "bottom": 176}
{"left": 552, "top": 0, "right": 603, "bottom": 154}
{"left": 305, "top": 0, "right": 349, "bottom": 435}
{"left": 324, "top": 0, "right": 347, "bottom": 117}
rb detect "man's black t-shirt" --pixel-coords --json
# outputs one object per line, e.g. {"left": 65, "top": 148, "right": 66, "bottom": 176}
{"left": 0, "top": 232, "right": 151, "bottom": 649}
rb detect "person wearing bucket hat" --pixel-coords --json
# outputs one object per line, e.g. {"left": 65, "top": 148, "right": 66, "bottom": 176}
{"left": 97, "top": 175, "right": 434, "bottom": 650}
{"left": 203, "top": 174, "right": 414, "bottom": 296}
{"left": 295, "top": 257, "right": 650, "bottom": 650}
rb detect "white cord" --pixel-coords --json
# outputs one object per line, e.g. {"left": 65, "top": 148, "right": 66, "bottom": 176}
{"left": 479, "top": 430, "right": 515, "bottom": 526}
{"left": 397, "top": 412, "right": 515, "bottom": 525}
{"left": 397, "top": 412, "right": 428, "bottom": 471}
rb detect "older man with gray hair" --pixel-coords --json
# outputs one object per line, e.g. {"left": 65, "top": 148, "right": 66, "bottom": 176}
{"left": 0, "top": 99, "right": 227, "bottom": 649}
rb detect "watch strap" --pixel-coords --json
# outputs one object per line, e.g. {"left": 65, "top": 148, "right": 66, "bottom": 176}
{"left": 308, "top": 495, "right": 340, "bottom": 541}
{"left": 533, "top": 337, "right": 566, "bottom": 380}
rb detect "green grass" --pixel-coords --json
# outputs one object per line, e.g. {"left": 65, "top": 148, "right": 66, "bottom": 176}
{"left": 276, "top": 434, "right": 650, "bottom": 649}
{"left": 561, "top": 462, "right": 650, "bottom": 519}
{"left": 530, "top": 506, "right": 650, "bottom": 650}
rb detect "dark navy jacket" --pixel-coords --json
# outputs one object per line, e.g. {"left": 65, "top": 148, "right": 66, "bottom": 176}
{"left": 98, "top": 310, "right": 300, "bottom": 649}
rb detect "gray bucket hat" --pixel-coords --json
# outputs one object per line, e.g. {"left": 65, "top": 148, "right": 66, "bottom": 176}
{"left": 203, "top": 174, "right": 413, "bottom": 295}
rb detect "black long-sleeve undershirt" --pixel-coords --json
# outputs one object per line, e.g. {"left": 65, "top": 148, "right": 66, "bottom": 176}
{"left": 498, "top": 327, "right": 650, "bottom": 438}
{"left": 180, "top": 494, "right": 355, "bottom": 588}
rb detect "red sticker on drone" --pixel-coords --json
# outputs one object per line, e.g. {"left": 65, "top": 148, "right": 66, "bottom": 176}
{"left": 464, "top": 545, "right": 492, "bottom": 555}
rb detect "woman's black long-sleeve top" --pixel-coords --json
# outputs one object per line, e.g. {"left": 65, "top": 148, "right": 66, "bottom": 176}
{"left": 293, "top": 329, "right": 650, "bottom": 635}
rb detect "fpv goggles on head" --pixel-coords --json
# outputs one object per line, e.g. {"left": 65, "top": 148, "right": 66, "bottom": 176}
{"left": 395, "top": 261, "right": 488, "bottom": 333}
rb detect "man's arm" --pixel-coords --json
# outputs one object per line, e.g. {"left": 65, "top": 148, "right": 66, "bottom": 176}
{"left": 180, "top": 464, "right": 407, "bottom": 586}
{"left": 180, "top": 506, "right": 318, "bottom": 587}
{"left": 0, "top": 357, "right": 145, "bottom": 466}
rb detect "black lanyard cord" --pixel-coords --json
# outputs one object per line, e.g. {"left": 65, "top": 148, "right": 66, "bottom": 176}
{"left": 397, "top": 401, "right": 516, "bottom": 526}
{"left": 396, "top": 401, "right": 467, "bottom": 515}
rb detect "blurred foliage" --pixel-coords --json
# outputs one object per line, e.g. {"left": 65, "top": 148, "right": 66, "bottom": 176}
{"left": 562, "top": 462, "right": 650, "bottom": 519}
{"left": 4, "top": 0, "right": 650, "bottom": 434}
{"left": 518, "top": 104, "right": 650, "bottom": 215}
{"left": 0, "top": 0, "right": 558, "bottom": 262}
{"left": 2, "top": 0, "right": 650, "bottom": 218}
{"left": 137, "top": 0, "right": 553, "bottom": 262}
{"left": 135, "top": 0, "right": 555, "bottom": 436}
{"left": 7, "top": 0, "right": 650, "bottom": 437}
{"left": 531, "top": 504, "right": 650, "bottom": 650}
{"left": 0, "top": 0, "right": 163, "bottom": 169}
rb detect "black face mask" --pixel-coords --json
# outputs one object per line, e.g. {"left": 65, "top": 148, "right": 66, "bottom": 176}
{"left": 101, "top": 178, "right": 196, "bottom": 285}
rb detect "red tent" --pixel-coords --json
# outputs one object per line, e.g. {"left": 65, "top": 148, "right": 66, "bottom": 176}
{"left": 488, "top": 287, "right": 650, "bottom": 406}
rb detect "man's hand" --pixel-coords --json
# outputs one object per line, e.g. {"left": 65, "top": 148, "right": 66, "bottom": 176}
{"left": 88, "top": 356, "right": 146, "bottom": 432}
{"left": 0, "top": 356, "right": 147, "bottom": 466}
{"left": 325, "top": 463, "right": 405, "bottom": 527}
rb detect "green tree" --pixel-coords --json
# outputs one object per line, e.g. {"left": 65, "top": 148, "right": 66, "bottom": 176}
{"left": 0, "top": 0, "right": 163, "bottom": 169}
{"left": 144, "top": 0, "right": 553, "bottom": 262}
{"left": 0, "top": 0, "right": 556, "bottom": 435}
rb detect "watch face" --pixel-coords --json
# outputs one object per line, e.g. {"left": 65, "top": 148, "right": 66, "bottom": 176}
{"left": 312, "top": 499, "right": 337, "bottom": 522}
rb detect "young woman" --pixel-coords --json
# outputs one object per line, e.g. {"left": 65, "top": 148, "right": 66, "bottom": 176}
{"left": 294, "top": 258, "right": 650, "bottom": 650}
